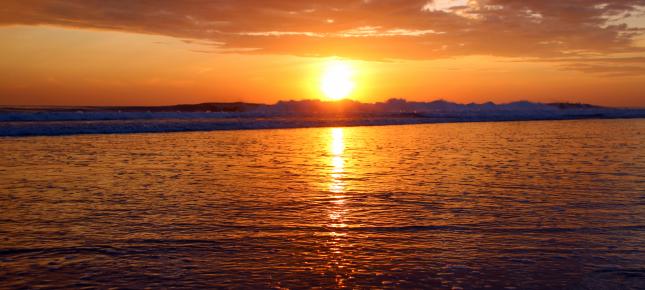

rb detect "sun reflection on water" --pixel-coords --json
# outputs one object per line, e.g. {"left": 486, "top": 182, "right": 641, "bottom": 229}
{"left": 325, "top": 128, "right": 351, "bottom": 287}
{"left": 329, "top": 128, "right": 346, "bottom": 196}
{"left": 326, "top": 129, "right": 348, "bottom": 227}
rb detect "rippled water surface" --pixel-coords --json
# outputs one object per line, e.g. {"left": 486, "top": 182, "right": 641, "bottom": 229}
{"left": 1, "top": 119, "right": 644, "bottom": 289}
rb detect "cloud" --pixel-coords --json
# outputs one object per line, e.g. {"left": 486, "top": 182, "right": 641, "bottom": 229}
{"left": 1, "top": 0, "right": 644, "bottom": 61}
{"left": 560, "top": 63, "right": 645, "bottom": 76}
{"left": 516, "top": 55, "right": 645, "bottom": 76}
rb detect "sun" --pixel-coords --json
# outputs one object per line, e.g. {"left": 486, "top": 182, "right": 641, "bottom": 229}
{"left": 320, "top": 60, "right": 355, "bottom": 100}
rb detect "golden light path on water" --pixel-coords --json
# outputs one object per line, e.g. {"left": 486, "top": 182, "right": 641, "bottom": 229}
{"left": 329, "top": 128, "right": 346, "bottom": 196}
{"left": 328, "top": 128, "right": 347, "bottom": 227}
{"left": 326, "top": 128, "right": 349, "bottom": 287}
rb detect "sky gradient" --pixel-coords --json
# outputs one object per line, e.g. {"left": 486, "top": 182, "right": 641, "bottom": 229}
{"left": 1, "top": 0, "right": 644, "bottom": 107}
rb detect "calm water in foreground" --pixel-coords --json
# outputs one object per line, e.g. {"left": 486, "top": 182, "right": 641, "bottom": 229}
{"left": 0, "top": 119, "right": 644, "bottom": 289}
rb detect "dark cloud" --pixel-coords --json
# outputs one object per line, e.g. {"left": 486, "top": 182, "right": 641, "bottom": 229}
{"left": 1, "top": 0, "right": 644, "bottom": 61}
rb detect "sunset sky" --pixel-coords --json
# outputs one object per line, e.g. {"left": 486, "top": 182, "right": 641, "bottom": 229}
{"left": 1, "top": 0, "right": 644, "bottom": 107}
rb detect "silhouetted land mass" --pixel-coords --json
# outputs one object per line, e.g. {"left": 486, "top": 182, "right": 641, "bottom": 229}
{"left": 0, "top": 99, "right": 618, "bottom": 113}
{"left": 0, "top": 102, "right": 266, "bottom": 113}
{"left": 546, "top": 102, "right": 603, "bottom": 109}
{"left": 113, "top": 102, "right": 267, "bottom": 112}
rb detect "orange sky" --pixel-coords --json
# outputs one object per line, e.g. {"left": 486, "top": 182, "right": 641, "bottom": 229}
{"left": 1, "top": 1, "right": 644, "bottom": 107}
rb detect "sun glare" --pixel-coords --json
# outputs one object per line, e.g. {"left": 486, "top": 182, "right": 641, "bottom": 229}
{"left": 321, "top": 60, "right": 355, "bottom": 100}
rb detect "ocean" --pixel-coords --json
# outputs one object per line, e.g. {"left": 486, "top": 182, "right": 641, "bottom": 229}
{"left": 1, "top": 119, "right": 643, "bottom": 289}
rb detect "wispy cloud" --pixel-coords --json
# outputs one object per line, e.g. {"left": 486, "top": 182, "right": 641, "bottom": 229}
{"left": 560, "top": 63, "right": 645, "bottom": 77}
{"left": 517, "top": 55, "right": 645, "bottom": 76}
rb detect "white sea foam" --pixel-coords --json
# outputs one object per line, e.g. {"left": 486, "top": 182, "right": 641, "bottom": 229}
{"left": 1, "top": 100, "right": 643, "bottom": 136}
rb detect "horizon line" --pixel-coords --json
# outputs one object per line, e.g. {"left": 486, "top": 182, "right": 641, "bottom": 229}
{"left": 3, "top": 98, "right": 643, "bottom": 110}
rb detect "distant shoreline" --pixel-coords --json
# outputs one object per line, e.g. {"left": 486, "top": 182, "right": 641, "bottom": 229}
{"left": 0, "top": 99, "right": 633, "bottom": 113}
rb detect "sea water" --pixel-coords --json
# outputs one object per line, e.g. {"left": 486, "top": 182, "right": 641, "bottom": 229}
{"left": 0, "top": 119, "right": 643, "bottom": 289}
